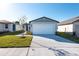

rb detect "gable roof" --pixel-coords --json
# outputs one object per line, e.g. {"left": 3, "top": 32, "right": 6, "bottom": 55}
{"left": 29, "top": 16, "right": 59, "bottom": 23}
{"left": 58, "top": 16, "right": 79, "bottom": 25}
{"left": 0, "top": 20, "right": 13, "bottom": 24}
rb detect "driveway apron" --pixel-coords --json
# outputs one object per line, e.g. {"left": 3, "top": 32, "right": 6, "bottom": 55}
{"left": 28, "top": 34, "right": 79, "bottom": 56}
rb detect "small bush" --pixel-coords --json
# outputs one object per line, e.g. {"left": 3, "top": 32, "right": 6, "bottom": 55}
{"left": 0, "top": 30, "right": 24, "bottom": 35}
{"left": 26, "top": 31, "right": 32, "bottom": 35}
{"left": 56, "top": 32, "right": 79, "bottom": 43}
{"left": 56, "top": 32, "right": 72, "bottom": 39}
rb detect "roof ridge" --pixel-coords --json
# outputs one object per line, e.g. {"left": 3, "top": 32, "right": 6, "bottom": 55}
{"left": 29, "top": 16, "right": 59, "bottom": 23}
{"left": 58, "top": 16, "right": 79, "bottom": 25}
{"left": 0, "top": 20, "right": 13, "bottom": 24}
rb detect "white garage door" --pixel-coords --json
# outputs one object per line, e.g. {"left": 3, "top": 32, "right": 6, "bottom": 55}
{"left": 32, "top": 23, "right": 56, "bottom": 34}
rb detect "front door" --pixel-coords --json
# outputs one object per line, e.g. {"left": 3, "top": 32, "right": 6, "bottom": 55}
{"left": 13, "top": 24, "right": 16, "bottom": 31}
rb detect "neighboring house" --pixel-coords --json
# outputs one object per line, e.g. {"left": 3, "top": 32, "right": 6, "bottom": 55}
{"left": 14, "top": 21, "right": 22, "bottom": 31}
{"left": 23, "top": 23, "right": 29, "bottom": 31}
{"left": 58, "top": 16, "right": 79, "bottom": 37}
{"left": 29, "top": 17, "right": 59, "bottom": 34}
{"left": 0, "top": 20, "right": 14, "bottom": 32}
{"left": 0, "top": 20, "right": 22, "bottom": 33}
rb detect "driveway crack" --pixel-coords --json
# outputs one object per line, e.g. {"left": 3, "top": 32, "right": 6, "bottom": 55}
{"left": 26, "top": 47, "right": 30, "bottom": 56}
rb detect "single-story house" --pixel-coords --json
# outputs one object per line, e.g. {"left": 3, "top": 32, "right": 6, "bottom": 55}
{"left": 23, "top": 23, "right": 29, "bottom": 31}
{"left": 58, "top": 16, "right": 79, "bottom": 37}
{"left": 0, "top": 20, "right": 22, "bottom": 33}
{"left": 29, "top": 17, "right": 59, "bottom": 34}
{"left": 14, "top": 21, "right": 23, "bottom": 31}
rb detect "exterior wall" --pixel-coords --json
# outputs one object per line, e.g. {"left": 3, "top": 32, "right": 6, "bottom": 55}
{"left": 9, "top": 24, "right": 23, "bottom": 32}
{"left": 30, "top": 22, "right": 58, "bottom": 34}
{"left": 73, "top": 22, "right": 79, "bottom": 37}
{"left": 0, "top": 23, "right": 23, "bottom": 32}
{"left": 58, "top": 24, "right": 73, "bottom": 34}
{"left": 23, "top": 24, "right": 28, "bottom": 31}
{"left": 0, "top": 24, "right": 13, "bottom": 32}
{"left": 23, "top": 25, "right": 26, "bottom": 31}
{"left": 0, "top": 24, "right": 4, "bottom": 32}
{"left": 15, "top": 24, "right": 22, "bottom": 31}
{"left": 73, "top": 22, "right": 79, "bottom": 32}
{"left": 8, "top": 24, "right": 14, "bottom": 32}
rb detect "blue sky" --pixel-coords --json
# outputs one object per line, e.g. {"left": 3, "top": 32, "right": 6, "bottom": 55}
{"left": 0, "top": 3, "right": 79, "bottom": 22}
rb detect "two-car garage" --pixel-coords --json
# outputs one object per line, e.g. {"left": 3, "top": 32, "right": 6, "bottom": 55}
{"left": 29, "top": 17, "right": 59, "bottom": 34}
{"left": 32, "top": 22, "right": 56, "bottom": 34}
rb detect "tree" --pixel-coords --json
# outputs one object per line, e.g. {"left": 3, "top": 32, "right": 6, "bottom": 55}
{"left": 15, "top": 21, "right": 19, "bottom": 24}
{"left": 18, "top": 16, "right": 27, "bottom": 30}
{"left": 18, "top": 16, "right": 27, "bottom": 38}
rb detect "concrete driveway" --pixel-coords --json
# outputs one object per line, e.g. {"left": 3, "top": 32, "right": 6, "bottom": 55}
{"left": 28, "top": 34, "right": 79, "bottom": 56}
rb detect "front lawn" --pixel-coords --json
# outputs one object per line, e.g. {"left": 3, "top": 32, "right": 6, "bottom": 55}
{"left": 56, "top": 32, "right": 79, "bottom": 43}
{"left": 0, "top": 30, "right": 32, "bottom": 48}
{"left": 0, "top": 35, "right": 32, "bottom": 48}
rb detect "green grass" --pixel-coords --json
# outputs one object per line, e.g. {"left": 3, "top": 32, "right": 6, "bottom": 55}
{"left": 0, "top": 35, "right": 32, "bottom": 48}
{"left": 0, "top": 30, "right": 32, "bottom": 47}
{"left": 26, "top": 31, "right": 32, "bottom": 35}
{"left": 56, "top": 32, "right": 79, "bottom": 43}
{"left": 0, "top": 30, "right": 24, "bottom": 36}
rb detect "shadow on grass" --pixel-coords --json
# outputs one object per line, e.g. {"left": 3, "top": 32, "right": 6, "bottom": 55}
{"left": 0, "top": 46, "right": 30, "bottom": 48}
{"left": 0, "top": 30, "right": 24, "bottom": 37}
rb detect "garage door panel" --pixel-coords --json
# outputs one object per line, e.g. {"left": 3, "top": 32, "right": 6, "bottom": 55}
{"left": 32, "top": 23, "right": 55, "bottom": 34}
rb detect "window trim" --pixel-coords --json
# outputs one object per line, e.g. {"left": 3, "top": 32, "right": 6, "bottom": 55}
{"left": 5, "top": 24, "right": 8, "bottom": 29}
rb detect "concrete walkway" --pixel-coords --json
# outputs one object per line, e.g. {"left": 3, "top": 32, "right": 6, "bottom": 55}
{"left": 28, "top": 34, "right": 79, "bottom": 56}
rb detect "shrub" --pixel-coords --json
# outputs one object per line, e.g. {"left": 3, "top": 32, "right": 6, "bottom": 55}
{"left": 56, "top": 32, "right": 72, "bottom": 39}
{"left": 0, "top": 30, "right": 24, "bottom": 35}
{"left": 56, "top": 32, "right": 79, "bottom": 43}
{"left": 26, "top": 31, "right": 32, "bottom": 35}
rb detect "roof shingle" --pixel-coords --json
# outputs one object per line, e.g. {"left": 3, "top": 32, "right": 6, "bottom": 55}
{"left": 58, "top": 16, "right": 79, "bottom": 25}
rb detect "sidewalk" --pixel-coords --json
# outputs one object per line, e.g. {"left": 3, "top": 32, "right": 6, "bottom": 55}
{"left": 0, "top": 48, "right": 28, "bottom": 56}
{"left": 16, "top": 32, "right": 31, "bottom": 37}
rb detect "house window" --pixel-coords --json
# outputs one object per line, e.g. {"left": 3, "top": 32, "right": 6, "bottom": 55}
{"left": 5, "top": 24, "right": 8, "bottom": 29}
{"left": 65, "top": 28, "right": 66, "bottom": 32}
